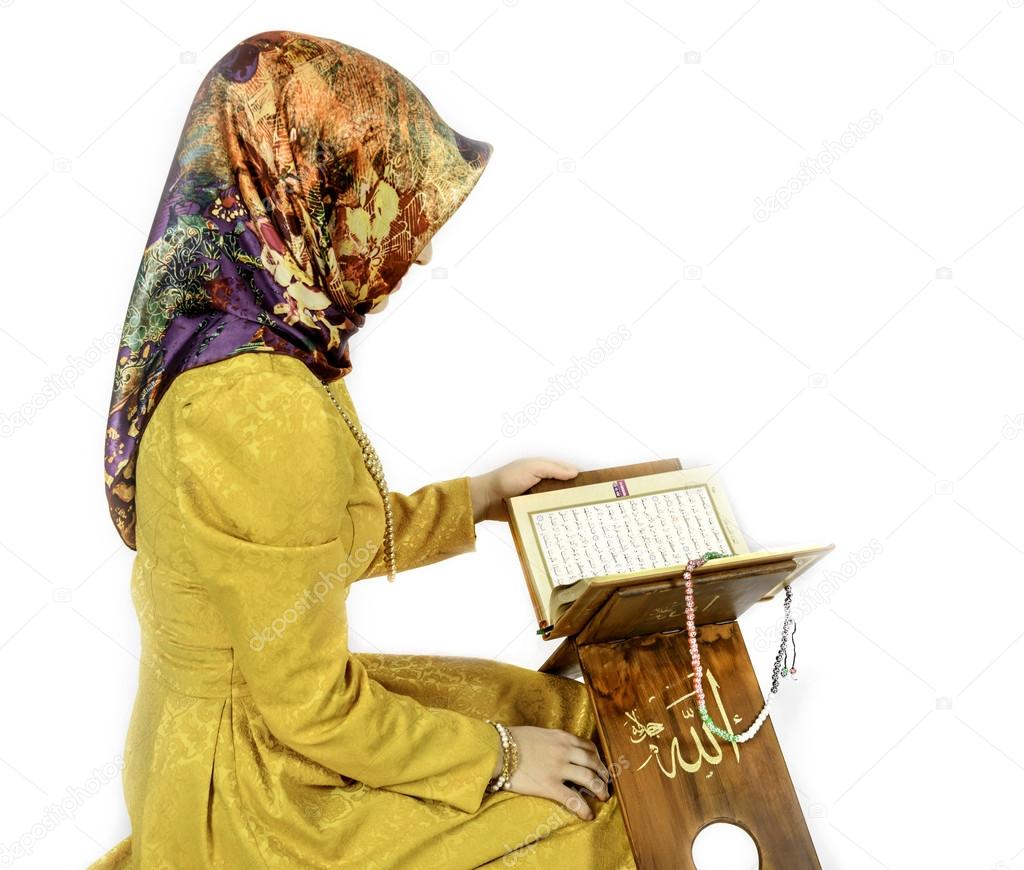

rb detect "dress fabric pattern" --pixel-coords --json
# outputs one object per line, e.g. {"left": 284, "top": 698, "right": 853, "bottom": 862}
{"left": 87, "top": 352, "right": 636, "bottom": 869}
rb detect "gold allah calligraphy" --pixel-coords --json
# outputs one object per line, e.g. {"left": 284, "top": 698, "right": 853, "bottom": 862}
{"left": 625, "top": 668, "right": 742, "bottom": 778}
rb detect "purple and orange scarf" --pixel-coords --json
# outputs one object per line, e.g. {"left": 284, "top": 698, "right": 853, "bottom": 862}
{"left": 103, "top": 30, "right": 492, "bottom": 549}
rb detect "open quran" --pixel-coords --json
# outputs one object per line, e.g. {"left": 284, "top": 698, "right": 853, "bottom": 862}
{"left": 505, "top": 461, "right": 834, "bottom": 638}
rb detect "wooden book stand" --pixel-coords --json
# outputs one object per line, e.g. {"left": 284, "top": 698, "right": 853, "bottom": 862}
{"left": 518, "top": 460, "right": 827, "bottom": 869}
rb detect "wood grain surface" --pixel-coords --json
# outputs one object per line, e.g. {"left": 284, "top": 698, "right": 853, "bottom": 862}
{"left": 577, "top": 624, "right": 820, "bottom": 869}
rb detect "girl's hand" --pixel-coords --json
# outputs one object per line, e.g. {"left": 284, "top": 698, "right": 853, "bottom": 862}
{"left": 494, "top": 725, "right": 611, "bottom": 820}
{"left": 469, "top": 458, "right": 579, "bottom": 523}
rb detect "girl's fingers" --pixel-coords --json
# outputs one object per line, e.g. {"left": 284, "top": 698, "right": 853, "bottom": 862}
{"left": 530, "top": 458, "right": 578, "bottom": 479}
{"left": 567, "top": 746, "right": 610, "bottom": 784}
{"left": 563, "top": 762, "right": 610, "bottom": 800}
{"left": 567, "top": 736, "right": 609, "bottom": 773}
{"left": 569, "top": 734, "right": 600, "bottom": 754}
{"left": 553, "top": 784, "right": 593, "bottom": 820}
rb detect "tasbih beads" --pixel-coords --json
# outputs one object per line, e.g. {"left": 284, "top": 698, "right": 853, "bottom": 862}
{"left": 485, "top": 720, "right": 520, "bottom": 792}
{"left": 684, "top": 552, "right": 797, "bottom": 745}
{"left": 320, "top": 380, "right": 397, "bottom": 582}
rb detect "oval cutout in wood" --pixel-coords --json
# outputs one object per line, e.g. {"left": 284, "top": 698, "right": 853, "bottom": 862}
{"left": 692, "top": 821, "right": 760, "bottom": 870}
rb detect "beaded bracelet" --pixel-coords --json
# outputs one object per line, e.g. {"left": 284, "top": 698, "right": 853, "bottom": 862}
{"left": 485, "top": 720, "right": 520, "bottom": 792}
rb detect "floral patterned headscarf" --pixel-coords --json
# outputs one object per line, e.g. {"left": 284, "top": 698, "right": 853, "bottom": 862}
{"left": 103, "top": 30, "right": 492, "bottom": 549}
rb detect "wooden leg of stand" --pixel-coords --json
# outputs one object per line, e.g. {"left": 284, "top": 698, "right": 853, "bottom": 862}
{"left": 538, "top": 637, "right": 581, "bottom": 678}
{"left": 576, "top": 622, "right": 820, "bottom": 870}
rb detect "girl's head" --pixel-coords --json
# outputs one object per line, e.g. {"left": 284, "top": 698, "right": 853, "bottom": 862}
{"left": 104, "top": 30, "right": 491, "bottom": 548}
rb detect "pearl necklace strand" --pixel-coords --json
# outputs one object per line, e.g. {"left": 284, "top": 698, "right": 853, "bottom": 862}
{"left": 685, "top": 552, "right": 796, "bottom": 744}
{"left": 320, "top": 380, "right": 397, "bottom": 582}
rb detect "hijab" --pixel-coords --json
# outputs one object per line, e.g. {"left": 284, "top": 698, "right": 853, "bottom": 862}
{"left": 103, "top": 30, "right": 492, "bottom": 550}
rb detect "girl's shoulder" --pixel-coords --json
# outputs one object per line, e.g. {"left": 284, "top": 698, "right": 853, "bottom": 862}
{"left": 169, "top": 351, "right": 315, "bottom": 403}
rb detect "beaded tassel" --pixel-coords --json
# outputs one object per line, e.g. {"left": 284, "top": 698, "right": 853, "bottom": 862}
{"left": 321, "top": 380, "right": 397, "bottom": 582}
{"left": 684, "top": 552, "right": 797, "bottom": 745}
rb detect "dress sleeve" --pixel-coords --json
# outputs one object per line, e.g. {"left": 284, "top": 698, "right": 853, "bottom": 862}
{"left": 169, "top": 361, "right": 500, "bottom": 813}
{"left": 360, "top": 477, "right": 478, "bottom": 579}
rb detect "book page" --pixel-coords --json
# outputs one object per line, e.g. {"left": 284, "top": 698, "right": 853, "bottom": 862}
{"left": 530, "top": 485, "right": 735, "bottom": 587}
{"left": 506, "top": 466, "right": 750, "bottom": 627}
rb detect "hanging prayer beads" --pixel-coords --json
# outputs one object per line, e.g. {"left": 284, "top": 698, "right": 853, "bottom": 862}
{"left": 684, "top": 552, "right": 797, "bottom": 744}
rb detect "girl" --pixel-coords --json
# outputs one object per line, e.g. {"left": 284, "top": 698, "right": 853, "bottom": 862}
{"left": 94, "top": 30, "right": 635, "bottom": 869}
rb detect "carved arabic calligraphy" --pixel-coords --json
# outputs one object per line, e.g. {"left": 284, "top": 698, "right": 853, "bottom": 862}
{"left": 625, "top": 667, "right": 742, "bottom": 778}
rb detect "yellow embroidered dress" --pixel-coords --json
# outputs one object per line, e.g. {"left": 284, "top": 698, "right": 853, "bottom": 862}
{"left": 89, "top": 351, "right": 636, "bottom": 869}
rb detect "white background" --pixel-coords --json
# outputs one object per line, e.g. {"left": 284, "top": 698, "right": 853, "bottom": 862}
{"left": 1, "top": 2, "right": 1022, "bottom": 868}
